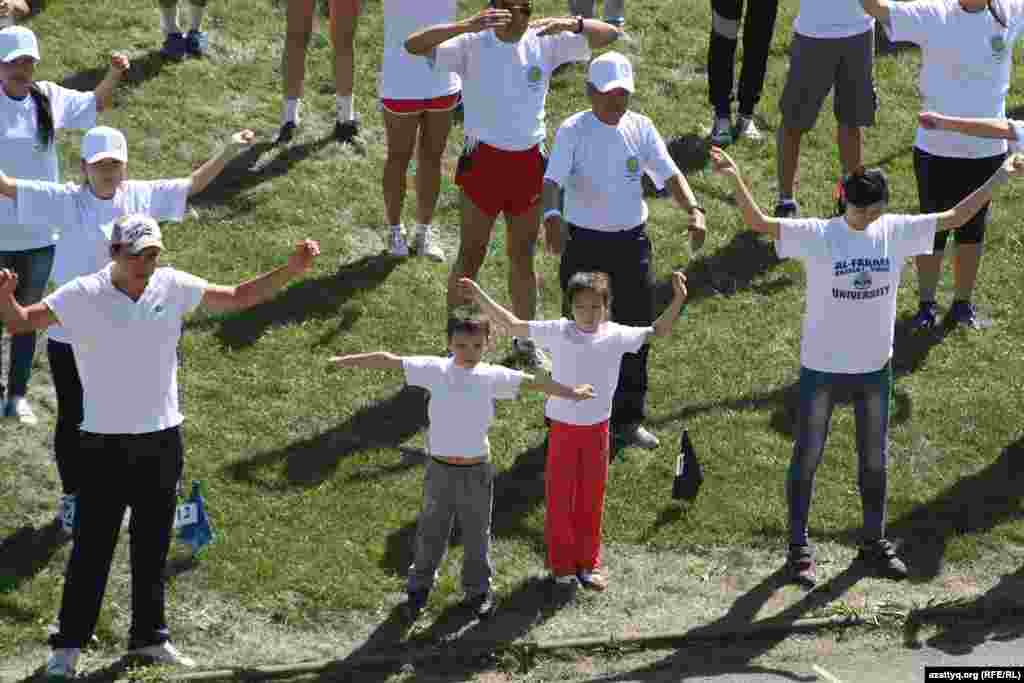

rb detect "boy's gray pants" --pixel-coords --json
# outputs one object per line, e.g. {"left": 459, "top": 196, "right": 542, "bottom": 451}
{"left": 407, "top": 459, "right": 494, "bottom": 598}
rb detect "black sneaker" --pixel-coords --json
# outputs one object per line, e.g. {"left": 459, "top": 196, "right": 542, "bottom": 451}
{"left": 463, "top": 590, "right": 495, "bottom": 619}
{"left": 335, "top": 119, "right": 359, "bottom": 144}
{"left": 910, "top": 301, "right": 939, "bottom": 331}
{"left": 160, "top": 32, "right": 188, "bottom": 60}
{"left": 275, "top": 121, "right": 298, "bottom": 145}
{"left": 401, "top": 590, "right": 428, "bottom": 621}
{"left": 945, "top": 300, "right": 981, "bottom": 330}
{"left": 855, "top": 538, "right": 908, "bottom": 580}
{"left": 774, "top": 198, "right": 799, "bottom": 219}
{"left": 785, "top": 544, "right": 817, "bottom": 588}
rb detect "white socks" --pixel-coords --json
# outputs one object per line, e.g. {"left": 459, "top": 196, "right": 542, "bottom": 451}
{"left": 160, "top": 4, "right": 181, "bottom": 34}
{"left": 189, "top": 3, "right": 206, "bottom": 31}
{"left": 283, "top": 97, "right": 355, "bottom": 126}
{"left": 283, "top": 98, "right": 301, "bottom": 125}
{"left": 336, "top": 95, "right": 355, "bottom": 123}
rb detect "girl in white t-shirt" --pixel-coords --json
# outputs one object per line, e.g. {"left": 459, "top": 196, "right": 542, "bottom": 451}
{"left": 330, "top": 313, "right": 593, "bottom": 620}
{"left": 710, "top": 145, "right": 1024, "bottom": 589}
{"left": 458, "top": 271, "right": 687, "bottom": 593}
{"left": 0, "top": 26, "right": 128, "bottom": 424}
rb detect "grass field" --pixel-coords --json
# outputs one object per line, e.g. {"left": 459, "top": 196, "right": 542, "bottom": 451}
{"left": 1, "top": 0, "right": 1023, "bottom": 677}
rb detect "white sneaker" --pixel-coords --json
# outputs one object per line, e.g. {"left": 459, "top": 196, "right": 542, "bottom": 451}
{"left": 413, "top": 225, "right": 445, "bottom": 262}
{"left": 710, "top": 117, "right": 733, "bottom": 146}
{"left": 58, "top": 494, "right": 77, "bottom": 535}
{"left": 388, "top": 227, "right": 409, "bottom": 257}
{"left": 735, "top": 115, "right": 763, "bottom": 142}
{"left": 127, "top": 642, "right": 196, "bottom": 668}
{"left": 45, "top": 648, "right": 80, "bottom": 680}
{"left": 512, "top": 337, "right": 550, "bottom": 371}
{"left": 5, "top": 395, "right": 38, "bottom": 425}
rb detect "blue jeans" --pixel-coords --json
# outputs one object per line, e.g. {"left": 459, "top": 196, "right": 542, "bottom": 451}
{"left": 0, "top": 245, "right": 55, "bottom": 398}
{"left": 787, "top": 363, "right": 891, "bottom": 547}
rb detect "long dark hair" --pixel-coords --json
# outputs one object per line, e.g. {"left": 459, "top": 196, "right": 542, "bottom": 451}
{"left": 27, "top": 83, "right": 54, "bottom": 149}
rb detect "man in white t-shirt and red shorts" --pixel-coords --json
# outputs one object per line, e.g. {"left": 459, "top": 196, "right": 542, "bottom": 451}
{"left": 405, "top": 2, "right": 620, "bottom": 367}
{"left": 775, "top": 0, "right": 876, "bottom": 218}
{"left": 860, "top": 0, "right": 1024, "bottom": 330}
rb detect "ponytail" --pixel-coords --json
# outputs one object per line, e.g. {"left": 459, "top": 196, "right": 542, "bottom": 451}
{"left": 27, "top": 83, "right": 54, "bottom": 150}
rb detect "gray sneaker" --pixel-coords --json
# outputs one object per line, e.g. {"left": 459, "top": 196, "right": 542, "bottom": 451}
{"left": 710, "top": 116, "right": 733, "bottom": 146}
{"left": 511, "top": 337, "right": 550, "bottom": 371}
{"left": 735, "top": 115, "right": 763, "bottom": 142}
{"left": 617, "top": 423, "right": 660, "bottom": 450}
{"left": 413, "top": 225, "right": 445, "bottom": 262}
{"left": 5, "top": 395, "right": 38, "bottom": 425}
{"left": 388, "top": 227, "right": 409, "bottom": 257}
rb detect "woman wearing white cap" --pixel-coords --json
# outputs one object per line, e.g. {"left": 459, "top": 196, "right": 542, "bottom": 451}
{"left": 378, "top": 0, "right": 460, "bottom": 261}
{"left": 0, "top": 125, "right": 255, "bottom": 535}
{"left": 406, "top": 2, "right": 620, "bottom": 368}
{"left": 0, "top": 221, "right": 320, "bottom": 679}
{"left": 0, "top": 25, "right": 128, "bottom": 425}
{"left": 542, "top": 51, "right": 706, "bottom": 450}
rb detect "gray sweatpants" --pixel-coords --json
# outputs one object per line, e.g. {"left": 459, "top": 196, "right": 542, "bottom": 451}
{"left": 407, "top": 459, "right": 494, "bottom": 598}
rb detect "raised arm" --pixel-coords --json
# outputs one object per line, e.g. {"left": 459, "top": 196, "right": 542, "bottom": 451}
{"left": 651, "top": 272, "right": 687, "bottom": 338}
{"left": 709, "top": 146, "right": 780, "bottom": 239}
{"left": 328, "top": 352, "right": 404, "bottom": 371}
{"left": 188, "top": 130, "right": 255, "bottom": 197}
{"left": 93, "top": 53, "right": 130, "bottom": 113}
{"left": 531, "top": 16, "right": 621, "bottom": 48}
{"left": 937, "top": 155, "right": 1024, "bottom": 232}
{"left": 919, "top": 112, "right": 1019, "bottom": 140}
{"left": 455, "top": 277, "right": 531, "bottom": 338}
{"left": 405, "top": 8, "right": 510, "bottom": 55}
{"left": 201, "top": 239, "right": 319, "bottom": 314}
{"left": 521, "top": 374, "right": 595, "bottom": 402}
{"left": 0, "top": 269, "right": 58, "bottom": 334}
{"left": 858, "top": 0, "right": 891, "bottom": 27}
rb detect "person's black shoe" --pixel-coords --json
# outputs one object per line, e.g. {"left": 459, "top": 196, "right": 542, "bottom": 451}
{"left": 463, "top": 590, "right": 495, "bottom": 619}
{"left": 275, "top": 121, "right": 298, "bottom": 145}
{"left": 910, "top": 301, "right": 939, "bottom": 331}
{"left": 785, "top": 544, "right": 817, "bottom": 589}
{"left": 855, "top": 538, "right": 908, "bottom": 580}
{"left": 401, "top": 590, "right": 428, "bottom": 621}
{"left": 334, "top": 119, "right": 359, "bottom": 144}
{"left": 944, "top": 300, "right": 982, "bottom": 331}
{"left": 774, "top": 198, "right": 800, "bottom": 219}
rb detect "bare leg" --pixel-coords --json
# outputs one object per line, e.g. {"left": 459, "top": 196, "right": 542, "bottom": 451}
{"left": 282, "top": 0, "right": 315, "bottom": 101}
{"left": 382, "top": 111, "right": 421, "bottom": 227}
{"left": 415, "top": 108, "right": 455, "bottom": 226}
{"left": 952, "top": 243, "right": 982, "bottom": 301}
{"left": 504, "top": 203, "right": 542, "bottom": 320}
{"left": 776, "top": 125, "right": 804, "bottom": 199}
{"left": 837, "top": 124, "right": 863, "bottom": 176}
{"left": 915, "top": 253, "right": 944, "bottom": 300}
{"left": 330, "top": 0, "right": 360, "bottom": 102}
{"left": 448, "top": 194, "right": 498, "bottom": 312}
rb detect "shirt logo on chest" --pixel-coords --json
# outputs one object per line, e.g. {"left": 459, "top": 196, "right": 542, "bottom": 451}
{"left": 625, "top": 155, "right": 641, "bottom": 180}
{"left": 852, "top": 271, "right": 872, "bottom": 290}
{"left": 526, "top": 65, "right": 544, "bottom": 90}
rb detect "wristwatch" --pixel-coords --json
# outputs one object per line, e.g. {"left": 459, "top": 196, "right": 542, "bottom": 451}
{"left": 575, "top": 15, "right": 584, "bottom": 34}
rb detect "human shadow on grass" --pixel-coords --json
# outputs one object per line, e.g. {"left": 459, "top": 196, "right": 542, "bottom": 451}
{"left": 583, "top": 563, "right": 867, "bottom": 682}
{"left": 16, "top": 658, "right": 131, "bottom": 683}
{"left": 60, "top": 51, "right": 169, "bottom": 93}
{"left": 184, "top": 253, "right": 398, "bottom": 351}
{"left": 0, "top": 520, "right": 66, "bottom": 595}
{"left": 224, "top": 384, "right": 429, "bottom": 490}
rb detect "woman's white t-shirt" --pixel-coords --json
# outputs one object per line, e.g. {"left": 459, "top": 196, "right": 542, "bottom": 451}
{"left": 0, "top": 82, "right": 97, "bottom": 250}
{"left": 12, "top": 178, "right": 191, "bottom": 344}
{"left": 380, "top": 0, "right": 460, "bottom": 100}
{"left": 545, "top": 110, "right": 680, "bottom": 231}
{"left": 888, "top": 0, "right": 1024, "bottom": 158}
{"left": 403, "top": 356, "right": 526, "bottom": 459}
{"left": 794, "top": 0, "right": 873, "bottom": 38}
{"left": 776, "top": 215, "right": 938, "bottom": 374}
{"left": 528, "top": 319, "right": 651, "bottom": 426}
{"left": 44, "top": 264, "right": 208, "bottom": 434}
{"left": 430, "top": 28, "right": 590, "bottom": 151}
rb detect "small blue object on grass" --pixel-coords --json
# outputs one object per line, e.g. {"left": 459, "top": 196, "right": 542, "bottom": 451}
{"left": 174, "top": 480, "right": 214, "bottom": 554}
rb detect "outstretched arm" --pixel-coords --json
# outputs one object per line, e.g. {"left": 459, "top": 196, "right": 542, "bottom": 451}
{"left": 709, "top": 146, "right": 780, "bottom": 239}
{"left": 201, "top": 239, "right": 320, "bottom": 313}
{"left": 188, "top": 130, "right": 256, "bottom": 197}
{"left": 651, "top": 272, "right": 688, "bottom": 338}
{"left": 94, "top": 53, "right": 130, "bottom": 113}
{"left": 455, "top": 278, "right": 531, "bottom": 338}
{"left": 531, "top": 16, "right": 621, "bottom": 48}
{"left": 919, "top": 113, "right": 1019, "bottom": 141}
{"left": 0, "top": 269, "right": 58, "bottom": 334}
{"left": 405, "top": 8, "right": 510, "bottom": 55}
{"left": 937, "top": 155, "right": 1024, "bottom": 232}
{"left": 521, "top": 374, "right": 595, "bottom": 402}
{"left": 328, "top": 352, "right": 404, "bottom": 371}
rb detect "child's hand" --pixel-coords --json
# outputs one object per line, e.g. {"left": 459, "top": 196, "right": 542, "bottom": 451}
{"left": 230, "top": 129, "right": 256, "bottom": 150}
{"left": 709, "top": 146, "right": 739, "bottom": 177}
{"left": 287, "top": 239, "right": 320, "bottom": 274}
{"left": 918, "top": 112, "right": 944, "bottom": 130}
{"left": 570, "top": 384, "right": 595, "bottom": 401}
{"left": 670, "top": 271, "right": 687, "bottom": 301}
{"left": 1004, "top": 153, "right": 1024, "bottom": 177}
{"left": 455, "top": 277, "right": 483, "bottom": 302}
{"left": 0, "top": 268, "right": 19, "bottom": 297}
{"left": 109, "top": 52, "right": 131, "bottom": 75}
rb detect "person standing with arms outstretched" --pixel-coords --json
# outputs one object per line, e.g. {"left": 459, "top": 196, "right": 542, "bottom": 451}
{"left": 859, "top": 0, "right": 1024, "bottom": 330}
{"left": 0, "top": 221, "right": 320, "bottom": 680}
{"left": 406, "top": 2, "right": 621, "bottom": 368}
{"left": 710, "top": 145, "right": 1024, "bottom": 588}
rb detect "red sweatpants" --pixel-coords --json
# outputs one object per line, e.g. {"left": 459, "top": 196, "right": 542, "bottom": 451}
{"left": 545, "top": 419, "right": 610, "bottom": 576}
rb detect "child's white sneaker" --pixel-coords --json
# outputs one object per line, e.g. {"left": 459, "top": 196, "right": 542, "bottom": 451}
{"left": 126, "top": 642, "right": 196, "bottom": 668}
{"left": 413, "top": 224, "right": 445, "bottom": 262}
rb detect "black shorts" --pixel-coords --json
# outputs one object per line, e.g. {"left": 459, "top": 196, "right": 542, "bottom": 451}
{"left": 913, "top": 147, "right": 1006, "bottom": 250}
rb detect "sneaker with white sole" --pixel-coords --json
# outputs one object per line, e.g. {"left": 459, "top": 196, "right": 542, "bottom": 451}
{"left": 511, "top": 337, "right": 549, "bottom": 371}
{"left": 735, "top": 115, "right": 763, "bottom": 142}
{"left": 616, "top": 423, "right": 660, "bottom": 450}
{"left": 413, "top": 225, "right": 445, "bottom": 262}
{"left": 710, "top": 116, "right": 733, "bottom": 146}
{"left": 45, "top": 648, "right": 80, "bottom": 680}
{"left": 5, "top": 395, "right": 38, "bottom": 425}
{"left": 126, "top": 642, "right": 196, "bottom": 668}
{"left": 388, "top": 227, "right": 409, "bottom": 257}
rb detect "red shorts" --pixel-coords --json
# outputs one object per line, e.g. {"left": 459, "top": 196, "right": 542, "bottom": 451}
{"left": 380, "top": 92, "right": 461, "bottom": 116}
{"left": 455, "top": 141, "right": 545, "bottom": 218}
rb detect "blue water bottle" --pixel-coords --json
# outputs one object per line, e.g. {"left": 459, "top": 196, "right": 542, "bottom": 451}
{"left": 176, "top": 480, "right": 214, "bottom": 554}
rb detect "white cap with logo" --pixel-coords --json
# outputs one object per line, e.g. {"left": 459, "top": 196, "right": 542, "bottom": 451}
{"left": 588, "top": 51, "right": 635, "bottom": 93}
{"left": 0, "top": 26, "right": 40, "bottom": 63}
{"left": 81, "top": 126, "right": 128, "bottom": 164}
{"left": 111, "top": 215, "right": 163, "bottom": 255}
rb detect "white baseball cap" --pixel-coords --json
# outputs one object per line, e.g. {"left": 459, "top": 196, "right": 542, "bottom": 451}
{"left": 0, "top": 26, "right": 40, "bottom": 63}
{"left": 588, "top": 51, "right": 635, "bottom": 93}
{"left": 81, "top": 126, "right": 128, "bottom": 164}
{"left": 111, "top": 215, "right": 163, "bottom": 255}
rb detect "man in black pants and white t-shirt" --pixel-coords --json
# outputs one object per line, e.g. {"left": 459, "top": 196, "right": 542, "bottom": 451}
{"left": 0, "top": 216, "right": 320, "bottom": 680}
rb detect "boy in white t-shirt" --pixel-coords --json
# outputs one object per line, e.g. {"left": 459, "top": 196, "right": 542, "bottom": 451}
{"left": 710, "top": 145, "right": 1024, "bottom": 588}
{"left": 330, "top": 313, "right": 593, "bottom": 620}
{"left": 458, "top": 271, "right": 687, "bottom": 593}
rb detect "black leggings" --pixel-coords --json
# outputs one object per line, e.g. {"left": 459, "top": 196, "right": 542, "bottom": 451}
{"left": 708, "top": 0, "right": 780, "bottom": 118}
{"left": 47, "top": 339, "right": 84, "bottom": 496}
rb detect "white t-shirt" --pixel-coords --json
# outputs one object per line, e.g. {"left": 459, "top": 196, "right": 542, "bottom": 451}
{"left": 14, "top": 178, "right": 191, "bottom": 343}
{"left": 403, "top": 356, "right": 526, "bottom": 459}
{"left": 0, "top": 82, "right": 97, "bottom": 250}
{"left": 776, "top": 214, "right": 938, "bottom": 374}
{"left": 794, "top": 0, "right": 873, "bottom": 38}
{"left": 528, "top": 319, "right": 651, "bottom": 425}
{"left": 888, "top": 0, "right": 1024, "bottom": 158}
{"left": 545, "top": 111, "right": 680, "bottom": 231}
{"left": 430, "top": 29, "right": 590, "bottom": 151}
{"left": 380, "top": 0, "right": 460, "bottom": 100}
{"left": 44, "top": 265, "right": 208, "bottom": 434}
